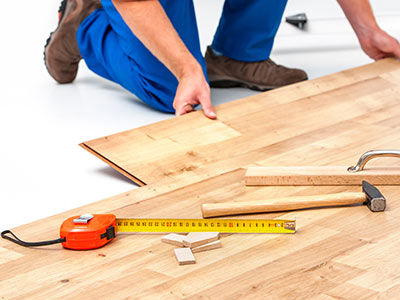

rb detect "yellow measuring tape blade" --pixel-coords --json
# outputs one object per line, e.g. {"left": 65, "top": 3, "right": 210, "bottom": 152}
{"left": 116, "top": 218, "right": 296, "bottom": 233}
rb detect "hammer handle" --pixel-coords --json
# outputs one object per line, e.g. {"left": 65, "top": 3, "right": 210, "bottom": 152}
{"left": 201, "top": 192, "right": 366, "bottom": 218}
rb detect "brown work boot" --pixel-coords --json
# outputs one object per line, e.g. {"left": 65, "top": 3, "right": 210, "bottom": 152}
{"left": 205, "top": 46, "right": 308, "bottom": 91}
{"left": 44, "top": 0, "right": 102, "bottom": 83}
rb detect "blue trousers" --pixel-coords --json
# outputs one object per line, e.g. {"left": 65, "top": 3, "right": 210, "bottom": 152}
{"left": 77, "top": 0, "right": 288, "bottom": 113}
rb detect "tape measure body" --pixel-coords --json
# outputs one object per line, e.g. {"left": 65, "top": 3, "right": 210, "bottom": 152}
{"left": 60, "top": 214, "right": 116, "bottom": 250}
{"left": 60, "top": 214, "right": 296, "bottom": 250}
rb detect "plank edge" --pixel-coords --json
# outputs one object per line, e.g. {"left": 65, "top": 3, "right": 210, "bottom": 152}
{"left": 79, "top": 143, "right": 146, "bottom": 186}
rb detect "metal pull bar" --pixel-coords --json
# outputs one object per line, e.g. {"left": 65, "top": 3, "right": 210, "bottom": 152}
{"left": 347, "top": 150, "right": 400, "bottom": 173}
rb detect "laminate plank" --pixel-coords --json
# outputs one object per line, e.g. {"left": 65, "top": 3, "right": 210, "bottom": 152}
{"left": 137, "top": 225, "right": 342, "bottom": 300}
{"left": 179, "top": 235, "right": 366, "bottom": 300}
{"left": 324, "top": 283, "right": 380, "bottom": 300}
{"left": 81, "top": 59, "right": 400, "bottom": 185}
{"left": 0, "top": 246, "right": 23, "bottom": 265}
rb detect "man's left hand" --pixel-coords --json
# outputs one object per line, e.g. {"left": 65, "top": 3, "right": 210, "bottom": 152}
{"left": 358, "top": 29, "right": 400, "bottom": 60}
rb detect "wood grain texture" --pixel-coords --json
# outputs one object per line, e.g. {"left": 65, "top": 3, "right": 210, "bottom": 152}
{"left": 245, "top": 166, "right": 400, "bottom": 185}
{"left": 2, "top": 59, "right": 400, "bottom": 299}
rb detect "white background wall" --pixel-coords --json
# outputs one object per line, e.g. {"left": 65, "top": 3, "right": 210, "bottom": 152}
{"left": 0, "top": 1, "right": 399, "bottom": 230}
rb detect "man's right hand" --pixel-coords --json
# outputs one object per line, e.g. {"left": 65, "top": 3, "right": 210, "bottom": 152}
{"left": 173, "top": 66, "right": 216, "bottom": 119}
{"left": 113, "top": 0, "right": 217, "bottom": 120}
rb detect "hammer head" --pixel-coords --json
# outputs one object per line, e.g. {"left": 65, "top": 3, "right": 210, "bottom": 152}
{"left": 362, "top": 181, "right": 386, "bottom": 212}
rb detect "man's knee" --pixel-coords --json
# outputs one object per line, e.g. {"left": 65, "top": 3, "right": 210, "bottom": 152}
{"left": 124, "top": 76, "right": 177, "bottom": 114}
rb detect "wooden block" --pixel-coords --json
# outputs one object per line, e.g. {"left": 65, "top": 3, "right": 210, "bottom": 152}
{"left": 182, "top": 232, "right": 220, "bottom": 248}
{"left": 161, "top": 233, "right": 186, "bottom": 247}
{"left": 174, "top": 248, "right": 196, "bottom": 265}
{"left": 191, "top": 240, "right": 222, "bottom": 253}
{"left": 245, "top": 166, "right": 400, "bottom": 186}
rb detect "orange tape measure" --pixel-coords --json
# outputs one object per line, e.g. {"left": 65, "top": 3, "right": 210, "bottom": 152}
{"left": 60, "top": 214, "right": 116, "bottom": 250}
{"left": 2, "top": 214, "right": 296, "bottom": 250}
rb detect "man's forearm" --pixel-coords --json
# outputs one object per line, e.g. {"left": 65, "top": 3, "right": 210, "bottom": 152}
{"left": 337, "top": 0, "right": 400, "bottom": 60}
{"left": 112, "top": 0, "right": 201, "bottom": 80}
{"left": 112, "top": 0, "right": 216, "bottom": 119}
{"left": 337, "top": 0, "right": 379, "bottom": 40}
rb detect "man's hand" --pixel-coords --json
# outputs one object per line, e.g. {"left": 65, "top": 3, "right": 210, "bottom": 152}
{"left": 358, "top": 29, "right": 400, "bottom": 60}
{"left": 173, "top": 67, "right": 216, "bottom": 119}
{"left": 113, "top": 0, "right": 217, "bottom": 119}
{"left": 337, "top": 0, "right": 400, "bottom": 60}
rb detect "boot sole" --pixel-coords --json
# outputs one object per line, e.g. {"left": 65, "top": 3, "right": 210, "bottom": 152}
{"left": 44, "top": 0, "right": 91, "bottom": 83}
{"left": 210, "top": 80, "right": 277, "bottom": 92}
{"left": 43, "top": 0, "right": 68, "bottom": 76}
{"left": 208, "top": 74, "right": 280, "bottom": 92}
{"left": 209, "top": 75, "right": 308, "bottom": 92}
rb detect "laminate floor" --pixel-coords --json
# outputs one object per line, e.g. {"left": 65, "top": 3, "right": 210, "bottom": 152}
{"left": 1, "top": 59, "right": 400, "bottom": 299}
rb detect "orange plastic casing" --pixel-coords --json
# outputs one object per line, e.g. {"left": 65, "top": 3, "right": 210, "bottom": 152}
{"left": 60, "top": 214, "right": 116, "bottom": 250}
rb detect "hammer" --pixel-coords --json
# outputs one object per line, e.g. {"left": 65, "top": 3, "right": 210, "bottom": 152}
{"left": 201, "top": 181, "right": 386, "bottom": 218}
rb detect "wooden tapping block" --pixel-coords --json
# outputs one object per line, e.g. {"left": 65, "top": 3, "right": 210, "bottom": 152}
{"left": 174, "top": 248, "right": 196, "bottom": 265}
{"left": 191, "top": 240, "right": 222, "bottom": 253}
{"left": 161, "top": 233, "right": 186, "bottom": 247}
{"left": 182, "top": 232, "right": 220, "bottom": 248}
{"left": 245, "top": 166, "right": 400, "bottom": 186}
